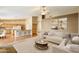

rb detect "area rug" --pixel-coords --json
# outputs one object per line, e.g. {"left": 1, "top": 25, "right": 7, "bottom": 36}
{"left": 0, "top": 46, "right": 17, "bottom": 53}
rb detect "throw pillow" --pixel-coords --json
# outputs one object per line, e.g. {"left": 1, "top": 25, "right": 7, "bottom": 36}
{"left": 72, "top": 36, "right": 79, "bottom": 44}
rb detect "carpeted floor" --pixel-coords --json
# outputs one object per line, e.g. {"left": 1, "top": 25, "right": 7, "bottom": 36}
{"left": 0, "top": 46, "right": 17, "bottom": 53}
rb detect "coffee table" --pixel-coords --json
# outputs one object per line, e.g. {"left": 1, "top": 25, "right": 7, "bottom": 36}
{"left": 35, "top": 39, "right": 48, "bottom": 50}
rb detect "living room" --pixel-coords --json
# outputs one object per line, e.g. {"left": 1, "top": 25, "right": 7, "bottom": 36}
{"left": 0, "top": 6, "right": 79, "bottom": 53}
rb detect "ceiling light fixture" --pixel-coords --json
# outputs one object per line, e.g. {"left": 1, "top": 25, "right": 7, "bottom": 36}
{"left": 40, "top": 6, "right": 52, "bottom": 20}
{"left": 40, "top": 6, "right": 48, "bottom": 19}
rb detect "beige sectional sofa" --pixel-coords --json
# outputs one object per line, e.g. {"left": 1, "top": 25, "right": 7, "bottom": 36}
{"left": 43, "top": 30, "right": 79, "bottom": 53}
{"left": 43, "top": 30, "right": 67, "bottom": 44}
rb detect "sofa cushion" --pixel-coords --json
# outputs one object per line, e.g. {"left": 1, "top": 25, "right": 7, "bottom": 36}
{"left": 59, "top": 38, "right": 69, "bottom": 47}
{"left": 46, "top": 36, "right": 63, "bottom": 44}
{"left": 48, "top": 30, "right": 57, "bottom": 36}
{"left": 66, "top": 44, "right": 79, "bottom": 53}
{"left": 72, "top": 36, "right": 79, "bottom": 44}
{"left": 52, "top": 45, "right": 71, "bottom": 53}
{"left": 71, "top": 33, "right": 79, "bottom": 38}
{"left": 48, "top": 30, "right": 66, "bottom": 37}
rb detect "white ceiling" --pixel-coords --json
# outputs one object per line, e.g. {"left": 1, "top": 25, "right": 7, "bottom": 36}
{"left": 0, "top": 6, "right": 79, "bottom": 19}
{"left": 48, "top": 6, "right": 79, "bottom": 17}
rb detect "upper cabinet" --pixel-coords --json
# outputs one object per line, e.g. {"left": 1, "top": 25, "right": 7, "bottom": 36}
{"left": 0, "top": 19, "right": 26, "bottom": 30}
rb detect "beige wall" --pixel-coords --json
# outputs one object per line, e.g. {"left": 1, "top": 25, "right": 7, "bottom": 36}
{"left": 78, "top": 13, "right": 79, "bottom": 33}
{"left": 25, "top": 17, "right": 32, "bottom": 30}
{"left": 67, "top": 13, "right": 78, "bottom": 33}
{"left": 42, "top": 19, "right": 53, "bottom": 32}
{"left": 41, "top": 13, "right": 78, "bottom": 33}
{"left": 53, "top": 13, "right": 78, "bottom": 33}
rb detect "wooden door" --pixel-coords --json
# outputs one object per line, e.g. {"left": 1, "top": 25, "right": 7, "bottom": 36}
{"left": 32, "top": 16, "right": 38, "bottom": 36}
{"left": 32, "top": 23, "right": 37, "bottom": 36}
